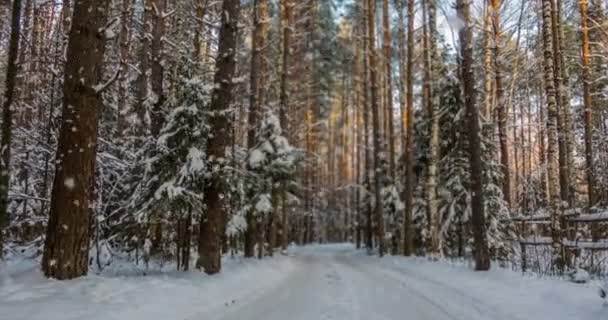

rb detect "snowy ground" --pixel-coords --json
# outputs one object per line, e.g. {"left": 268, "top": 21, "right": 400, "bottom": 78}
{"left": 1, "top": 244, "right": 606, "bottom": 320}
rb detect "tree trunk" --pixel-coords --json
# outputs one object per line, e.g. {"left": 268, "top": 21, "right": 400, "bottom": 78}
{"left": 425, "top": 0, "right": 440, "bottom": 256}
{"left": 245, "top": 0, "right": 269, "bottom": 257}
{"left": 117, "top": 0, "right": 135, "bottom": 139}
{"left": 382, "top": 0, "right": 395, "bottom": 179}
{"left": 0, "top": 0, "right": 23, "bottom": 260}
{"left": 456, "top": 0, "right": 490, "bottom": 271}
{"left": 197, "top": 0, "right": 240, "bottom": 274}
{"left": 149, "top": 0, "right": 166, "bottom": 136}
{"left": 491, "top": 0, "right": 511, "bottom": 208}
{"left": 41, "top": 0, "right": 110, "bottom": 279}
{"left": 550, "top": 0, "right": 572, "bottom": 207}
{"left": 367, "top": 0, "right": 386, "bottom": 257}
{"left": 361, "top": 0, "right": 373, "bottom": 252}
{"left": 579, "top": 0, "right": 597, "bottom": 209}
{"left": 398, "top": 0, "right": 415, "bottom": 256}
{"left": 540, "top": 0, "right": 564, "bottom": 272}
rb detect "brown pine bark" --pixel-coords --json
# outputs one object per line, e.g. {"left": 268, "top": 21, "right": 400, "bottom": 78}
{"left": 401, "top": 0, "right": 415, "bottom": 256}
{"left": 579, "top": 0, "right": 597, "bottom": 208}
{"left": 361, "top": 0, "right": 373, "bottom": 251}
{"left": 456, "top": 0, "right": 490, "bottom": 271}
{"left": 382, "top": 0, "right": 396, "bottom": 179}
{"left": 367, "top": 0, "right": 386, "bottom": 257}
{"left": 245, "top": 0, "right": 270, "bottom": 257}
{"left": 41, "top": 0, "right": 110, "bottom": 279}
{"left": 197, "top": 0, "right": 240, "bottom": 274}
{"left": 279, "top": 0, "right": 294, "bottom": 252}
{"left": 0, "top": 0, "right": 23, "bottom": 260}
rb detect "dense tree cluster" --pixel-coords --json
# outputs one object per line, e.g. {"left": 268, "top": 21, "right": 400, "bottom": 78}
{"left": 1, "top": 0, "right": 608, "bottom": 279}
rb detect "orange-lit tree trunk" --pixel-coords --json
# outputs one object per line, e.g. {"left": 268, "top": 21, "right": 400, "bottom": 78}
{"left": 579, "top": 0, "right": 597, "bottom": 208}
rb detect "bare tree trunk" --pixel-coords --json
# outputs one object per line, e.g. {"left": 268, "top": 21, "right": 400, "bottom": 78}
{"left": 361, "top": 0, "right": 373, "bottom": 251}
{"left": 197, "top": 0, "right": 240, "bottom": 274}
{"left": 382, "top": 0, "right": 395, "bottom": 179}
{"left": 491, "top": 0, "right": 511, "bottom": 208}
{"left": 425, "top": 0, "right": 440, "bottom": 256}
{"left": 367, "top": 0, "right": 386, "bottom": 257}
{"left": 135, "top": 1, "right": 151, "bottom": 130}
{"left": 550, "top": 0, "right": 572, "bottom": 207}
{"left": 400, "top": 0, "right": 415, "bottom": 256}
{"left": 579, "top": 0, "right": 597, "bottom": 209}
{"left": 245, "top": 0, "right": 269, "bottom": 257}
{"left": 41, "top": 0, "right": 110, "bottom": 279}
{"left": 149, "top": 0, "right": 166, "bottom": 136}
{"left": 0, "top": 0, "right": 23, "bottom": 260}
{"left": 116, "top": 0, "right": 135, "bottom": 138}
{"left": 540, "top": 0, "right": 564, "bottom": 272}
{"left": 456, "top": 0, "right": 490, "bottom": 271}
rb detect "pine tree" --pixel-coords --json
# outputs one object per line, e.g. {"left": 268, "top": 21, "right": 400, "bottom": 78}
{"left": 456, "top": 0, "right": 490, "bottom": 271}
{"left": 41, "top": 0, "right": 111, "bottom": 279}
{"left": 0, "top": 0, "right": 23, "bottom": 260}
{"left": 198, "top": 0, "right": 241, "bottom": 274}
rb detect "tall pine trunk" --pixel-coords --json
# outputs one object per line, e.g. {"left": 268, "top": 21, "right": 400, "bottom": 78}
{"left": 491, "top": 0, "right": 511, "bottom": 208}
{"left": 245, "top": 0, "right": 269, "bottom": 257}
{"left": 197, "top": 0, "right": 240, "bottom": 274}
{"left": 41, "top": 0, "right": 110, "bottom": 279}
{"left": 425, "top": 0, "right": 440, "bottom": 256}
{"left": 401, "top": 0, "right": 415, "bottom": 256}
{"left": 0, "top": 0, "right": 23, "bottom": 260}
{"left": 456, "top": 0, "right": 490, "bottom": 271}
{"left": 367, "top": 0, "right": 386, "bottom": 257}
{"left": 579, "top": 0, "right": 597, "bottom": 209}
{"left": 540, "top": 0, "right": 564, "bottom": 272}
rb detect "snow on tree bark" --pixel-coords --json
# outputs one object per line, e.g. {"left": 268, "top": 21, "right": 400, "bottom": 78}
{"left": 41, "top": 0, "right": 110, "bottom": 279}
{"left": 197, "top": 0, "right": 241, "bottom": 274}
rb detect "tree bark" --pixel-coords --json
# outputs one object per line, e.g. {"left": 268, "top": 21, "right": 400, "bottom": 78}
{"left": 399, "top": 0, "right": 415, "bottom": 256}
{"left": 197, "top": 0, "right": 240, "bottom": 274}
{"left": 41, "top": 0, "right": 110, "bottom": 279}
{"left": 382, "top": 0, "right": 396, "bottom": 179}
{"left": 245, "top": 0, "right": 269, "bottom": 257}
{"left": 540, "top": 0, "right": 564, "bottom": 272}
{"left": 579, "top": 0, "right": 597, "bottom": 209}
{"left": 425, "top": 0, "right": 440, "bottom": 256}
{"left": 0, "top": 0, "right": 23, "bottom": 260}
{"left": 491, "top": 0, "right": 511, "bottom": 208}
{"left": 367, "top": 0, "right": 386, "bottom": 257}
{"left": 456, "top": 0, "right": 490, "bottom": 271}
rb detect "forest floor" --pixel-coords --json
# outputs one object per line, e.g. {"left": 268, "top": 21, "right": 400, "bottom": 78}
{"left": 1, "top": 243, "right": 605, "bottom": 320}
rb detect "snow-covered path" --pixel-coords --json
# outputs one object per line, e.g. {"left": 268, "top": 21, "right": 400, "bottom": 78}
{"left": 1, "top": 244, "right": 605, "bottom": 320}
{"left": 213, "top": 244, "right": 605, "bottom": 320}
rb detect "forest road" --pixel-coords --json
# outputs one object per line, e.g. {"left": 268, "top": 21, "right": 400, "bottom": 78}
{"left": 211, "top": 244, "right": 522, "bottom": 320}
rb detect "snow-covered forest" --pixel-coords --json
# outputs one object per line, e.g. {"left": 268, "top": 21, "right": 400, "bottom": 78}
{"left": 1, "top": 0, "right": 608, "bottom": 318}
